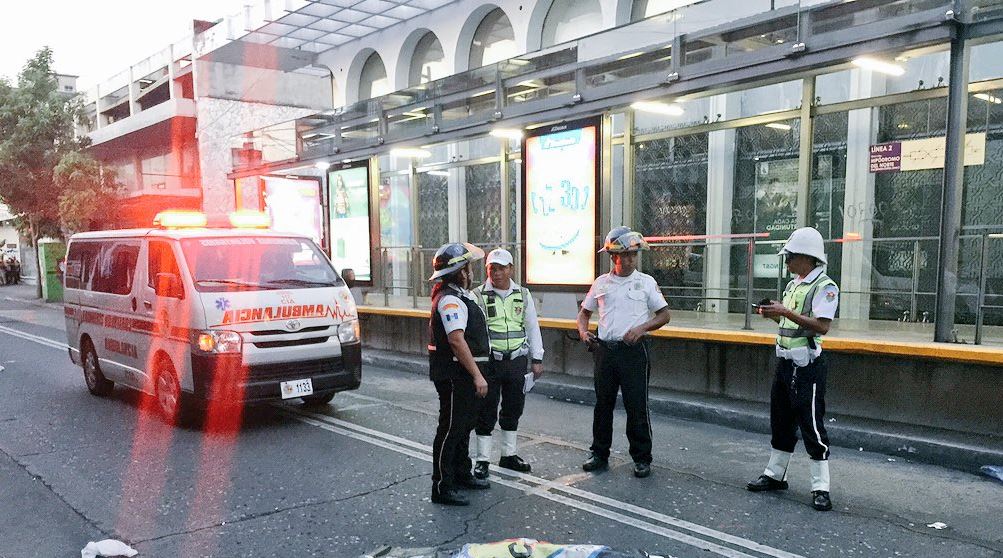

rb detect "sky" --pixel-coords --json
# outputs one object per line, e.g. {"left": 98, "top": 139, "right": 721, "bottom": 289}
{"left": 0, "top": 0, "right": 249, "bottom": 90}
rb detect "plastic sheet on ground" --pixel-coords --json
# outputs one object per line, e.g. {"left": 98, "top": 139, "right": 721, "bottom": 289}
{"left": 455, "top": 538, "right": 652, "bottom": 558}
{"left": 980, "top": 465, "right": 1003, "bottom": 484}
{"left": 80, "top": 539, "right": 138, "bottom": 558}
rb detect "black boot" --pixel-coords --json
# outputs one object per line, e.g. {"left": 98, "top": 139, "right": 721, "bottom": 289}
{"left": 582, "top": 453, "right": 608, "bottom": 472}
{"left": 431, "top": 488, "right": 469, "bottom": 506}
{"left": 812, "top": 491, "right": 832, "bottom": 511}
{"left": 746, "top": 475, "right": 789, "bottom": 492}
{"left": 498, "top": 455, "right": 531, "bottom": 473}
{"left": 455, "top": 474, "right": 490, "bottom": 490}
{"left": 474, "top": 460, "right": 490, "bottom": 479}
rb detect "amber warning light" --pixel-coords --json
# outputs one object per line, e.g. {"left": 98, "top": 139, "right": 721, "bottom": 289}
{"left": 153, "top": 210, "right": 208, "bottom": 229}
{"left": 228, "top": 210, "right": 272, "bottom": 229}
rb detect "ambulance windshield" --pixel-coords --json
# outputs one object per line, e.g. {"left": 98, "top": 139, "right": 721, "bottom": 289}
{"left": 181, "top": 236, "right": 342, "bottom": 292}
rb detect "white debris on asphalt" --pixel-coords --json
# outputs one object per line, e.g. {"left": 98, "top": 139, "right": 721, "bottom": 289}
{"left": 81, "top": 539, "right": 138, "bottom": 558}
{"left": 859, "top": 447, "right": 864, "bottom": 452}
{"left": 926, "top": 522, "right": 948, "bottom": 530}
{"left": 887, "top": 458, "right": 896, "bottom": 462}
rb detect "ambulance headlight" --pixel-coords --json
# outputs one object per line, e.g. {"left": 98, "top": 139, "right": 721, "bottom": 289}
{"left": 338, "top": 320, "right": 360, "bottom": 344}
{"left": 194, "top": 330, "right": 242, "bottom": 354}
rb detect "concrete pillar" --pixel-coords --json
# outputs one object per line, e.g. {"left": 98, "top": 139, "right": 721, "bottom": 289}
{"left": 839, "top": 69, "right": 885, "bottom": 321}
{"left": 128, "top": 66, "right": 139, "bottom": 116}
{"left": 704, "top": 94, "right": 739, "bottom": 315}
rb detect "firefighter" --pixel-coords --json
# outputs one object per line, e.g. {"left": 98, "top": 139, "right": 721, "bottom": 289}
{"left": 747, "top": 227, "right": 839, "bottom": 512}
{"left": 471, "top": 248, "right": 544, "bottom": 479}
{"left": 427, "top": 242, "right": 491, "bottom": 506}
{"left": 576, "top": 227, "right": 671, "bottom": 478}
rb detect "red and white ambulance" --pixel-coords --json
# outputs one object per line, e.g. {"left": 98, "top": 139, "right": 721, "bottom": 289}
{"left": 63, "top": 210, "right": 361, "bottom": 423}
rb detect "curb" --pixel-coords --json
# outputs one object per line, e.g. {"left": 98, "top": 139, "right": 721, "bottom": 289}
{"left": 362, "top": 351, "right": 1003, "bottom": 475}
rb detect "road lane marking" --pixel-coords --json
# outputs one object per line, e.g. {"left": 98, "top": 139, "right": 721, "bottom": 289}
{"left": 0, "top": 324, "right": 68, "bottom": 351}
{"left": 286, "top": 409, "right": 762, "bottom": 558}
{"left": 0, "top": 325, "right": 802, "bottom": 558}
{"left": 283, "top": 406, "right": 804, "bottom": 558}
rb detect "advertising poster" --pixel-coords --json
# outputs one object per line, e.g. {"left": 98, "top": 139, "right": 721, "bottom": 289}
{"left": 261, "top": 176, "right": 324, "bottom": 246}
{"left": 328, "top": 165, "right": 372, "bottom": 282}
{"left": 753, "top": 159, "right": 798, "bottom": 279}
{"left": 523, "top": 119, "right": 599, "bottom": 286}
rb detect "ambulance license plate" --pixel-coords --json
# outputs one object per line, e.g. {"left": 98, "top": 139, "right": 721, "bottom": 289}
{"left": 280, "top": 378, "right": 313, "bottom": 399}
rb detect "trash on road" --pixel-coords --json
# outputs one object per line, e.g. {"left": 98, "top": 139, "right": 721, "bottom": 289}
{"left": 981, "top": 465, "right": 1003, "bottom": 484}
{"left": 887, "top": 458, "right": 896, "bottom": 462}
{"left": 81, "top": 539, "right": 138, "bottom": 558}
{"left": 926, "top": 522, "right": 948, "bottom": 530}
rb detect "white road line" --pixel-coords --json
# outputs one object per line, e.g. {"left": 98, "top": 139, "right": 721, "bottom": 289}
{"left": 288, "top": 410, "right": 761, "bottom": 558}
{"left": 0, "top": 325, "right": 803, "bottom": 558}
{"left": 0, "top": 324, "right": 68, "bottom": 351}
{"left": 284, "top": 407, "right": 804, "bottom": 558}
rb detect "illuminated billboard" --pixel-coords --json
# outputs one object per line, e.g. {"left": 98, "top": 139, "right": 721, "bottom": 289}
{"left": 522, "top": 118, "right": 600, "bottom": 287}
{"left": 261, "top": 176, "right": 324, "bottom": 247}
{"left": 328, "top": 164, "right": 372, "bottom": 282}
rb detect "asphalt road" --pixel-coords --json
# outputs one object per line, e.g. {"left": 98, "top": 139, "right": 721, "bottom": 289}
{"left": 0, "top": 294, "right": 1001, "bottom": 557}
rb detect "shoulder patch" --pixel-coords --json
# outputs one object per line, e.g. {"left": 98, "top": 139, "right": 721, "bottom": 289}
{"left": 442, "top": 302, "right": 460, "bottom": 311}
{"left": 823, "top": 286, "right": 838, "bottom": 302}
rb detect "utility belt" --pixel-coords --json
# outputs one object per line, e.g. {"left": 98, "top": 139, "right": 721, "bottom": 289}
{"left": 596, "top": 338, "right": 642, "bottom": 351}
{"left": 490, "top": 347, "right": 528, "bottom": 361}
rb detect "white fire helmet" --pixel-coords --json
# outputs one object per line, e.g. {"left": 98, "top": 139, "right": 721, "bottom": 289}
{"left": 779, "top": 227, "right": 827, "bottom": 265}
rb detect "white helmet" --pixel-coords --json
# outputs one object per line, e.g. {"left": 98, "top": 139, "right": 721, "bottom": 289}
{"left": 779, "top": 227, "right": 827, "bottom": 265}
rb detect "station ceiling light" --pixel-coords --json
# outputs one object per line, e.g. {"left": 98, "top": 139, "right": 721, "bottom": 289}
{"left": 765, "top": 122, "right": 792, "bottom": 130}
{"left": 851, "top": 57, "right": 905, "bottom": 76}
{"left": 631, "top": 101, "right": 684, "bottom": 116}
{"left": 427, "top": 170, "right": 450, "bottom": 177}
{"left": 490, "top": 128, "right": 524, "bottom": 140}
{"left": 314, "top": 161, "right": 331, "bottom": 170}
{"left": 390, "top": 147, "right": 432, "bottom": 159}
{"left": 975, "top": 93, "right": 1003, "bottom": 104}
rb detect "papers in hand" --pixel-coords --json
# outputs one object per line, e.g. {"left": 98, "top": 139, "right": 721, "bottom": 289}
{"left": 523, "top": 371, "right": 536, "bottom": 394}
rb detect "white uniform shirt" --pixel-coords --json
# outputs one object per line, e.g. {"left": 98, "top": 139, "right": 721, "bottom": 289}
{"left": 477, "top": 280, "right": 544, "bottom": 361}
{"left": 437, "top": 288, "right": 474, "bottom": 335}
{"left": 775, "top": 266, "right": 839, "bottom": 366}
{"left": 581, "top": 270, "right": 668, "bottom": 341}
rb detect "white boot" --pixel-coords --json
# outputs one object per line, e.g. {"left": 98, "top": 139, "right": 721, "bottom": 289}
{"left": 475, "top": 435, "right": 492, "bottom": 463}
{"left": 810, "top": 460, "right": 831, "bottom": 492}
{"left": 501, "top": 430, "right": 518, "bottom": 457}
{"left": 763, "top": 449, "right": 793, "bottom": 481}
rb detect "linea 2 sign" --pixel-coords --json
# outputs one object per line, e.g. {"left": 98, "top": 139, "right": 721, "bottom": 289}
{"left": 869, "top": 133, "right": 986, "bottom": 173}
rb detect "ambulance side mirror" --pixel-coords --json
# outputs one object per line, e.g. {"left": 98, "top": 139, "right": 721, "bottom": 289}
{"left": 155, "top": 273, "right": 183, "bottom": 299}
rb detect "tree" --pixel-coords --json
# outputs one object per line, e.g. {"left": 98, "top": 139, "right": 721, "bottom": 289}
{"left": 0, "top": 47, "right": 88, "bottom": 296}
{"left": 55, "top": 152, "right": 121, "bottom": 234}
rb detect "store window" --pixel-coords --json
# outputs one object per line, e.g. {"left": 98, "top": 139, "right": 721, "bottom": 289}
{"left": 633, "top": 133, "right": 709, "bottom": 309}
{"left": 541, "top": 0, "right": 604, "bottom": 48}
{"left": 469, "top": 8, "right": 517, "bottom": 69}
{"left": 409, "top": 32, "right": 446, "bottom": 86}
{"left": 359, "top": 52, "right": 390, "bottom": 101}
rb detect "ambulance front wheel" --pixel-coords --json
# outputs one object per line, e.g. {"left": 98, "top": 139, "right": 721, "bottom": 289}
{"left": 154, "top": 355, "right": 185, "bottom": 425}
{"left": 301, "top": 392, "right": 336, "bottom": 407}
{"left": 82, "top": 341, "right": 113, "bottom": 396}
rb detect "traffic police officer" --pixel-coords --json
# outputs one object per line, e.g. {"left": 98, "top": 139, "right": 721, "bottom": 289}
{"left": 747, "top": 227, "right": 839, "bottom": 512}
{"left": 427, "top": 242, "right": 491, "bottom": 506}
{"left": 576, "top": 227, "right": 671, "bottom": 478}
{"left": 471, "top": 248, "right": 544, "bottom": 479}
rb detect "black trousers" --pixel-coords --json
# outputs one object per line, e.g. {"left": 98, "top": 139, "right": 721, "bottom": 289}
{"left": 590, "top": 341, "right": 652, "bottom": 464}
{"left": 475, "top": 355, "right": 528, "bottom": 436}
{"left": 770, "top": 354, "right": 830, "bottom": 461}
{"left": 431, "top": 376, "right": 478, "bottom": 493}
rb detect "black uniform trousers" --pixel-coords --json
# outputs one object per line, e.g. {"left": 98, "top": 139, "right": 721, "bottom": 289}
{"left": 475, "top": 355, "right": 528, "bottom": 436}
{"left": 770, "top": 354, "right": 830, "bottom": 461}
{"left": 431, "top": 375, "right": 479, "bottom": 493}
{"left": 590, "top": 340, "right": 653, "bottom": 464}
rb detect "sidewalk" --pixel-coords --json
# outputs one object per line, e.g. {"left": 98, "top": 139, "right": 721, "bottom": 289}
{"left": 362, "top": 348, "right": 1003, "bottom": 475}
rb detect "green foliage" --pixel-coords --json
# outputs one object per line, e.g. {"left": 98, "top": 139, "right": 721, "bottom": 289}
{"left": 0, "top": 47, "right": 88, "bottom": 241}
{"left": 55, "top": 151, "right": 121, "bottom": 234}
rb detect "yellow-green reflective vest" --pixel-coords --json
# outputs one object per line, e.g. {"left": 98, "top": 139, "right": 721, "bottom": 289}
{"left": 776, "top": 272, "right": 837, "bottom": 351}
{"left": 474, "top": 286, "right": 528, "bottom": 353}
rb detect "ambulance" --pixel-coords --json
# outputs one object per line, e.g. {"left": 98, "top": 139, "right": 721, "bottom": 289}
{"left": 62, "top": 210, "right": 362, "bottom": 423}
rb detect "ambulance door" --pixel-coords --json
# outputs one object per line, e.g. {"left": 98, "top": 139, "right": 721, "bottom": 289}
{"left": 88, "top": 240, "right": 143, "bottom": 386}
{"left": 138, "top": 239, "right": 189, "bottom": 392}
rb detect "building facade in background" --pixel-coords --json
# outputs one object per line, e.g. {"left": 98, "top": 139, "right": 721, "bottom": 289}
{"left": 80, "top": 0, "right": 1003, "bottom": 343}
